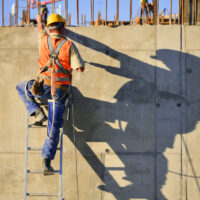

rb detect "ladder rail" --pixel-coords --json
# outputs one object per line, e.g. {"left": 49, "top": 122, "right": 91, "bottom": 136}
{"left": 59, "top": 128, "right": 63, "bottom": 200}
{"left": 24, "top": 112, "right": 29, "bottom": 200}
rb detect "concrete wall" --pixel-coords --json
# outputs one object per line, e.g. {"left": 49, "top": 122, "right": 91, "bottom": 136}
{"left": 0, "top": 25, "right": 200, "bottom": 200}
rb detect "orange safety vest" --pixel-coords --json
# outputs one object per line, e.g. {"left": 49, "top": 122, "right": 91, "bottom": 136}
{"left": 38, "top": 34, "right": 72, "bottom": 85}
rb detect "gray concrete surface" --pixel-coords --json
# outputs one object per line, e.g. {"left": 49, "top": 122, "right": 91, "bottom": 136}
{"left": 0, "top": 25, "right": 200, "bottom": 200}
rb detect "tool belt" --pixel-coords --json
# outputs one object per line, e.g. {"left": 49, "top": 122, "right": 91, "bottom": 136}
{"left": 44, "top": 79, "right": 69, "bottom": 91}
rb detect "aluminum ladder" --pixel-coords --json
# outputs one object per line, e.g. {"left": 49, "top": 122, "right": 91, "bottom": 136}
{"left": 23, "top": 110, "right": 64, "bottom": 200}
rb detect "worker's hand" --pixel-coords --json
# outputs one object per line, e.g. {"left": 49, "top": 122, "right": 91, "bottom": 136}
{"left": 36, "top": 14, "right": 42, "bottom": 24}
{"left": 76, "top": 67, "right": 85, "bottom": 72}
{"left": 30, "top": 79, "right": 44, "bottom": 96}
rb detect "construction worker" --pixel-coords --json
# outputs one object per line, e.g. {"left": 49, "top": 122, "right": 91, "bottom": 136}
{"left": 140, "top": 0, "right": 149, "bottom": 18}
{"left": 16, "top": 13, "right": 85, "bottom": 175}
{"left": 148, "top": 2, "right": 154, "bottom": 17}
{"left": 41, "top": 5, "right": 48, "bottom": 26}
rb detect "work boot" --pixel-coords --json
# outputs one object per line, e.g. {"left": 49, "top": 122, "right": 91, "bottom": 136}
{"left": 33, "top": 108, "right": 47, "bottom": 126}
{"left": 42, "top": 158, "right": 54, "bottom": 175}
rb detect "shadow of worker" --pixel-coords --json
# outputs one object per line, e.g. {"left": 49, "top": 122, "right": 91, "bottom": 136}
{"left": 62, "top": 29, "right": 200, "bottom": 200}
{"left": 152, "top": 49, "right": 200, "bottom": 194}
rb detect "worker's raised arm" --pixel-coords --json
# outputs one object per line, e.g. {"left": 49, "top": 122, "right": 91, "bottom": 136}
{"left": 36, "top": 14, "right": 43, "bottom": 33}
{"left": 36, "top": 14, "right": 47, "bottom": 52}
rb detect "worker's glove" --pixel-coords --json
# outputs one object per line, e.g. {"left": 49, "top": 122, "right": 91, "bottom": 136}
{"left": 30, "top": 79, "right": 44, "bottom": 96}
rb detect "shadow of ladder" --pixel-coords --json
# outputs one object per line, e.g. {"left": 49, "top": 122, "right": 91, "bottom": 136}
{"left": 23, "top": 108, "right": 64, "bottom": 200}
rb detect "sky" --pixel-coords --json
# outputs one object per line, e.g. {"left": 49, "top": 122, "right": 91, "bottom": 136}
{"left": 0, "top": 0, "right": 179, "bottom": 26}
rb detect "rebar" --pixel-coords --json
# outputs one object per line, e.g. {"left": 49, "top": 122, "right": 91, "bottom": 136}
{"left": 116, "top": 0, "right": 119, "bottom": 25}
{"left": 153, "top": 0, "right": 157, "bottom": 25}
{"left": 38, "top": 0, "right": 41, "bottom": 14}
{"left": 84, "top": 14, "right": 86, "bottom": 26}
{"left": 195, "top": 0, "right": 197, "bottom": 25}
{"left": 197, "top": 0, "right": 200, "bottom": 25}
{"left": 97, "top": 11, "right": 101, "bottom": 25}
{"left": 65, "top": 0, "right": 68, "bottom": 25}
{"left": 81, "top": 13, "right": 83, "bottom": 26}
{"left": 77, "top": 0, "right": 79, "bottom": 26}
{"left": 9, "top": 13, "right": 12, "bottom": 26}
{"left": 178, "top": 0, "right": 180, "bottom": 24}
{"left": 68, "top": 13, "right": 71, "bottom": 26}
{"left": 93, "top": 0, "right": 94, "bottom": 25}
{"left": 90, "top": 0, "right": 92, "bottom": 25}
{"left": 105, "top": 0, "right": 107, "bottom": 25}
{"left": 182, "top": 0, "right": 184, "bottom": 24}
{"left": 142, "top": 3, "right": 144, "bottom": 24}
{"left": 157, "top": 0, "right": 159, "bottom": 24}
{"left": 27, "top": 0, "right": 30, "bottom": 25}
{"left": 170, "top": 0, "right": 172, "bottom": 24}
{"left": 15, "top": 0, "right": 18, "bottom": 26}
{"left": 90, "top": 0, "right": 94, "bottom": 25}
{"left": 52, "top": 0, "right": 55, "bottom": 13}
{"left": 0, "top": 0, "right": 193, "bottom": 27}
{"left": 130, "top": 0, "right": 132, "bottom": 25}
{"left": 2, "top": 0, "right": 4, "bottom": 26}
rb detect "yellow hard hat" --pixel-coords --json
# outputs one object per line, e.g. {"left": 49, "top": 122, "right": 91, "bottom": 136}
{"left": 47, "top": 13, "right": 65, "bottom": 27}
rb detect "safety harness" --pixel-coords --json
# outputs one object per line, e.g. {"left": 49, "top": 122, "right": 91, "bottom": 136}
{"left": 41, "top": 36, "right": 72, "bottom": 83}
{"left": 25, "top": 36, "right": 71, "bottom": 102}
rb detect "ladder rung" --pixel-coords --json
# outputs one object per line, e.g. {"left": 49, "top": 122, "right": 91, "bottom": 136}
{"left": 27, "top": 170, "right": 60, "bottom": 173}
{"left": 28, "top": 125, "right": 47, "bottom": 128}
{"left": 26, "top": 193, "right": 59, "bottom": 197}
{"left": 27, "top": 147, "right": 61, "bottom": 151}
{"left": 27, "top": 147, "right": 42, "bottom": 151}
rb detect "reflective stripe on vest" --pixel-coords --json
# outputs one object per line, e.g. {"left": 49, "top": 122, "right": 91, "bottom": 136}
{"left": 40, "top": 74, "right": 71, "bottom": 82}
{"left": 40, "top": 66, "right": 71, "bottom": 81}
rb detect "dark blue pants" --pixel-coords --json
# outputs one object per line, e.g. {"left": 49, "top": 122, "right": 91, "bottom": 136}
{"left": 16, "top": 80, "right": 68, "bottom": 160}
